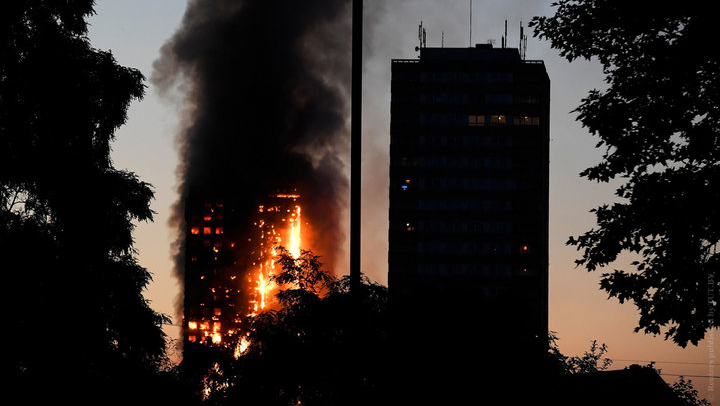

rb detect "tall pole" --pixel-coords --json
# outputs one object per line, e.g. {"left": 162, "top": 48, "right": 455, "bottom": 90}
{"left": 350, "top": 0, "right": 362, "bottom": 294}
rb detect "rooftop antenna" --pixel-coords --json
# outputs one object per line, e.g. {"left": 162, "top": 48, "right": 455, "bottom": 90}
{"left": 416, "top": 21, "right": 423, "bottom": 51}
{"left": 519, "top": 20, "right": 528, "bottom": 59}
{"left": 502, "top": 19, "right": 507, "bottom": 48}
{"left": 469, "top": 0, "right": 472, "bottom": 46}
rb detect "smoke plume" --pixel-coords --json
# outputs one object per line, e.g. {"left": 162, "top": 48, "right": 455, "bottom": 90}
{"left": 152, "top": 0, "right": 353, "bottom": 313}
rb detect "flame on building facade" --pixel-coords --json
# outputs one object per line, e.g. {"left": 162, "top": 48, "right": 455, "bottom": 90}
{"left": 183, "top": 190, "right": 304, "bottom": 352}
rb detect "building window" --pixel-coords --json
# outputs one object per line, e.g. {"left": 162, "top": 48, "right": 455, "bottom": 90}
{"left": 215, "top": 227, "right": 224, "bottom": 235}
{"left": 190, "top": 226, "right": 200, "bottom": 235}
{"left": 203, "top": 215, "right": 212, "bottom": 221}
{"left": 468, "top": 114, "right": 485, "bottom": 126}
{"left": 485, "top": 93, "right": 512, "bottom": 104}
{"left": 490, "top": 115, "right": 507, "bottom": 126}
{"left": 203, "top": 227, "right": 212, "bottom": 235}
{"left": 513, "top": 116, "right": 540, "bottom": 126}
{"left": 516, "top": 95, "right": 539, "bottom": 104}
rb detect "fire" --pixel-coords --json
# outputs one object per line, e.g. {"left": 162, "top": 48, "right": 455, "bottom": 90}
{"left": 288, "top": 206, "right": 302, "bottom": 259}
{"left": 184, "top": 192, "right": 306, "bottom": 352}
{"left": 247, "top": 193, "right": 303, "bottom": 315}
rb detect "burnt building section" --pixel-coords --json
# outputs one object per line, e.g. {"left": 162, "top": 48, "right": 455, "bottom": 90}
{"left": 183, "top": 188, "right": 303, "bottom": 355}
{"left": 389, "top": 44, "right": 550, "bottom": 378}
{"left": 183, "top": 190, "right": 246, "bottom": 348}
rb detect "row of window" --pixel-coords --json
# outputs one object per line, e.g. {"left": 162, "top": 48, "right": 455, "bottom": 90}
{"left": 190, "top": 226, "right": 224, "bottom": 235}
{"left": 414, "top": 263, "right": 516, "bottom": 277}
{"left": 417, "top": 114, "right": 541, "bottom": 126}
{"left": 418, "top": 199, "right": 512, "bottom": 212}
{"left": 417, "top": 242, "right": 512, "bottom": 255}
{"left": 414, "top": 156, "right": 512, "bottom": 169}
{"left": 420, "top": 71, "right": 513, "bottom": 84}
{"left": 416, "top": 177, "right": 517, "bottom": 191}
{"left": 393, "top": 242, "right": 532, "bottom": 255}
{"left": 419, "top": 134, "right": 512, "bottom": 147}
{"left": 416, "top": 92, "right": 540, "bottom": 105}
{"left": 405, "top": 220, "right": 512, "bottom": 234}
{"left": 413, "top": 71, "right": 544, "bottom": 84}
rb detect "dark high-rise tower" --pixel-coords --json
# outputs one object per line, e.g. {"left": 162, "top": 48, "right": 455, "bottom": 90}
{"left": 388, "top": 44, "right": 550, "bottom": 378}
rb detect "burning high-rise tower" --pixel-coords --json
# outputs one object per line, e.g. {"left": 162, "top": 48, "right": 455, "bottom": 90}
{"left": 152, "top": 0, "right": 353, "bottom": 358}
{"left": 183, "top": 189, "right": 305, "bottom": 352}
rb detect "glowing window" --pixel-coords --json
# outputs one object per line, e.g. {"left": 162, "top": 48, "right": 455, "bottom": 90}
{"left": 203, "top": 227, "right": 212, "bottom": 235}
{"left": 188, "top": 335, "right": 197, "bottom": 343}
{"left": 203, "top": 215, "right": 212, "bottom": 221}
{"left": 490, "top": 115, "right": 507, "bottom": 126}
{"left": 190, "top": 227, "right": 200, "bottom": 235}
{"left": 468, "top": 114, "right": 485, "bottom": 126}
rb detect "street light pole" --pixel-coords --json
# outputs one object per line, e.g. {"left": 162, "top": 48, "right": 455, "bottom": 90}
{"left": 350, "top": 0, "right": 363, "bottom": 294}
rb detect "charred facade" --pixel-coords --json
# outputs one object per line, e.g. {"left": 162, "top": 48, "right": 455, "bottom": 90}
{"left": 389, "top": 44, "right": 550, "bottom": 370}
{"left": 183, "top": 189, "right": 303, "bottom": 352}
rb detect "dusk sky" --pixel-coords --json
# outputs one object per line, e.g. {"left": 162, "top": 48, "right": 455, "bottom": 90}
{"left": 86, "top": 0, "right": 718, "bottom": 401}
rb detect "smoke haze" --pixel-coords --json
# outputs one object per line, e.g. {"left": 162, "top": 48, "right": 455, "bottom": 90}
{"left": 152, "top": 0, "right": 354, "bottom": 312}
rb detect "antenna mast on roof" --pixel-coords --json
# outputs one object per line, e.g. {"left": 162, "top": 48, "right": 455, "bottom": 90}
{"left": 502, "top": 19, "right": 507, "bottom": 48}
{"left": 416, "top": 21, "right": 427, "bottom": 51}
{"left": 469, "top": 0, "right": 472, "bottom": 46}
{"left": 519, "top": 21, "right": 528, "bottom": 59}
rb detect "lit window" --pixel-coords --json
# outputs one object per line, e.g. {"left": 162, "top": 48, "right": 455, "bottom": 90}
{"left": 188, "top": 335, "right": 197, "bottom": 343}
{"left": 468, "top": 114, "right": 485, "bottom": 126}
{"left": 401, "top": 185, "right": 408, "bottom": 191}
{"left": 188, "top": 321, "right": 198, "bottom": 330}
{"left": 203, "top": 215, "right": 212, "bottom": 221}
{"left": 490, "top": 115, "right": 507, "bottom": 126}
{"left": 203, "top": 227, "right": 212, "bottom": 235}
{"left": 190, "top": 227, "right": 200, "bottom": 235}
{"left": 191, "top": 256, "right": 198, "bottom": 262}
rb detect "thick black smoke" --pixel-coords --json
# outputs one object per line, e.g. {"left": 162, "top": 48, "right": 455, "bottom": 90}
{"left": 152, "top": 0, "right": 352, "bottom": 307}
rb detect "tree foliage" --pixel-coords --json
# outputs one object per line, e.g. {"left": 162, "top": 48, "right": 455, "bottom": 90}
{"left": 531, "top": 1, "right": 720, "bottom": 346}
{"left": 204, "top": 249, "right": 389, "bottom": 406}
{"left": 1, "top": 1, "right": 173, "bottom": 402}
{"left": 547, "top": 332, "right": 613, "bottom": 374}
{"left": 671, "top": 375, "right": 712, "bottom": 406}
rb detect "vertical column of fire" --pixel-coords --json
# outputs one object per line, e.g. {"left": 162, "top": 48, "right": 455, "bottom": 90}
{"left": 236, "top": 193, "right": 302, "bottom": 357}
{"left": 247, "top": 194, "right": 302, "bottom": 316}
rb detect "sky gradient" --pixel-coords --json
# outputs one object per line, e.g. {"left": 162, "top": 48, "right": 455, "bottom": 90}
{"left": 87, "top": 0, "right": 718, "bottom": 402}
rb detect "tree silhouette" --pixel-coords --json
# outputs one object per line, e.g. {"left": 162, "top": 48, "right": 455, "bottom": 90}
{"left": 531, "top": 1, "right": 720, "bottom": 346}
{"left": 204, "top": 248, "right": 389, "bottom": 406}
{"left": 1, "top": 2, "right": 178, "bottom": 403}
{"left": 547, "top": 332, "right": 613, "bottom": 375}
